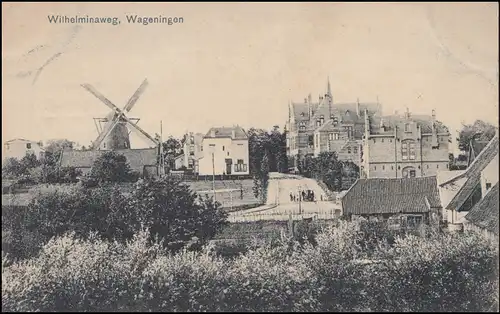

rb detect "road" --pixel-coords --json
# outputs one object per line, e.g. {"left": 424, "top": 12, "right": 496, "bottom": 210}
{"left": 229, "top": 172, "right": 342, "bottom": 222}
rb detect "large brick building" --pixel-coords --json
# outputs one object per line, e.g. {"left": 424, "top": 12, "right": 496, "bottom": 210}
{"left": 361, "top": 108, "right": 451, "bottom": 178}
{"left": 285, "top": 79, "right": 382, "bottom": 171}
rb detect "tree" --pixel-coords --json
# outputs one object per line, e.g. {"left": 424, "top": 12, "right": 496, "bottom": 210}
{"left": 88, "top": 151, "right": 138, "bottom": 184}
{"left": 457, "top": 120, "right": 497, "bottom": 152}
{"left": 119, "top": 176, "right": 228, "bottom": 251}
{"left": 260, "top": 152, "right": 270, "bottom": 202}
{"left": 2, "top": 158, "right": 22, "bottom": 178}
{"left": 161, "top": 136, "right": 183, "bottom": 171}
{"left": 44, "top": 139, "right": 75, "bottom": 155}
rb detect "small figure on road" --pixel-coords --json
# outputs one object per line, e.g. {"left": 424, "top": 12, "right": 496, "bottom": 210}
{"left": 320, "top": 194, "right": 324, "bottom": 201}
{"left": 290, "top": 192, "right": 293, "bottom": 202}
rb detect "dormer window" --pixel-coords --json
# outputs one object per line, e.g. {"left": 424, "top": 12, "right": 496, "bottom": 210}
{"left": 404, "top": 123, "right": 410, "bottom": 132}
{"left": 300, "top": 112, "right": 305, "bottom": 117}
{"left": 26, "top": 143, "right": 32, "bottom": 149}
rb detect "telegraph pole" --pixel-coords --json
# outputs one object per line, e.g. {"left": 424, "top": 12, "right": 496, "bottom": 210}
{"left": 159, "top": 121, "right": 165, "bottom": 177}
{"left": 212, "top": 152, "right": 216, "bottom": 202}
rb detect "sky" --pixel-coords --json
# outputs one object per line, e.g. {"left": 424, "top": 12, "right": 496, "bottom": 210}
{"left": 2, "top": 2, "right": 498, "bottom": 152}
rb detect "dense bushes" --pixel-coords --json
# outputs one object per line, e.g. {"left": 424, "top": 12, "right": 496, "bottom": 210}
{"left": 2, "top": 177, "right": 227, "bottom": 261}
{"left": 3, "top": 220, "right": 498, "bottom": 312}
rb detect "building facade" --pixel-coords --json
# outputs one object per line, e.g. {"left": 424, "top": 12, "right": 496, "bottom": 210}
{"left": 3, "top": 138, "right": 45, "bottom": 161}
{"left": 182, "top": 132, "right": 204, "bottom": 172}
{"left": 285, "top": 78, "right": 382, "bottom": 171}
{"left": 361, "top": 109, "right": 451, "bottom": 179}
{"left": 198, "top": 126, "right": 249, "bottom": 176}
{"left": 341, "top": 176, "right": 442, "bottom": 229}
{"left": 438, "top": 133, "right": 499, "bottom": 229}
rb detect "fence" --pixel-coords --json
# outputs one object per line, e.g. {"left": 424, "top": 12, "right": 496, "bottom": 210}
{"left": 228, "top": 210, "right": 340, "bottom": 223}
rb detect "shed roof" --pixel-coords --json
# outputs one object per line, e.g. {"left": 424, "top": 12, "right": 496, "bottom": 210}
{"left": 464, "top": 182, "right": 499, "bottom": 235}
{"left": 342, "top": 176, "right": 441, "bottom": 215}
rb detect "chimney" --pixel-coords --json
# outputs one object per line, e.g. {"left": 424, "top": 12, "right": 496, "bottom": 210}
{"left": 431, "top": 109, "right": 436, "bottom": 121}
{"left": 307, "top": 96, "right": 313, "bottom": 119}
{"left": 356, "top": 98, "right": 360, "bottom": 116}
{"left": 404, "top": 108, "right": 411, "bottom": 120}
{"left": 308, "top": 93, "right": 312, "bottom": 104}
{"left": 210, "top": 129, "right": 216, "bottom": 137}
{"left": 231, "top": 129, "right": 236, "bottom": 139}
{"left": 394, "top": 110, "right": 399, "bottom": 116}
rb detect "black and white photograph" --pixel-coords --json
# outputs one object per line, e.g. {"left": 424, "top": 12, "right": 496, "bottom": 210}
{"left": 2, "top": 2, "right": 499, "bottom": 312}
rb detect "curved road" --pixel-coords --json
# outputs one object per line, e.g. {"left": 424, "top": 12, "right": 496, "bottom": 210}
{"left": 229, "top": 173, "right": 342, "bottom": 222}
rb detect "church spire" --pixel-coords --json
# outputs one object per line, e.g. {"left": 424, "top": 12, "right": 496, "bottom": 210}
{"left": 327, "top": 76, "right": 332, "bottom": 98}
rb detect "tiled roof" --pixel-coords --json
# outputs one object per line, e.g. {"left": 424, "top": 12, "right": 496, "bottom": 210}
{"left": 464, "top": 182, "right": 499, "bottom": 235}
{"left": 444, "top": 135, "right": 499, "bottom": 211}
{"left": 468, "top": 140, "right": 490, "bottom": 166}
{"left": 370, "top": 114, "right": 448, "bottom": 134}
{"left": 60, "top": 148, "right": 158, "bottom": 169}
{"left": 292, "top": 102, "right": 382, "bottom": 123}
{"left": 204, "top": 126, "right": 248, "bottom": 140}
{"left": 342, "top": 176, "right": 441, "bottom": 215}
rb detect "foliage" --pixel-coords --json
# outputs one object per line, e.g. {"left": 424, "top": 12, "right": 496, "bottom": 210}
{"left": 161, "top": 136, "right": 183, "bottom": 171}
{"left": 248, "top": 126, "right": 287, "bottom": 175}
{"left": 44, "top": 139, "right": 75, "bottom": 154}
{"left": 300, "top": 151, "right": 359, "bottom": 191}
{"left": 2, "top": 177, "right": 228, "bottom": 261}
{"left": 457, "top": 120, "right": 496, "bottom": 152}
{"left": 88, "top": 151, "right": 139, "bottom": 184}
{"left": 2, "top": 220, "right": 498, "bottom": 312}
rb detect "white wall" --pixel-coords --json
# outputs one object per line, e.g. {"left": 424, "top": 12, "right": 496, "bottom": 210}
{"left": 481, "top": 153, "right": 499, "bottom": 196}
{"left": 198, "top": 137, "right": 249, "bottom": 176}
{"left": 438, "top": 176, "right": 467, "bottom": 222}
{"left": 3, "top": 140, "right": 44, "bottom": 161}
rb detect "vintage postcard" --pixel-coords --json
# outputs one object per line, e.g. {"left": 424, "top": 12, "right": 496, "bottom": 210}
{"left": 2, "top": 2, "right": 498, "bottom": 312}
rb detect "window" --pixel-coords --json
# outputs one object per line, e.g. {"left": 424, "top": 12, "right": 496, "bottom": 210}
{"left": 404, "top": 123, "right": 410, "bottom": 132}
{"left": 374, "top": 166, "right": 377, "bottom": 170}
{"left": 328, "top": 133, "right": 333, "bottom": 140}
{"left": 227, "top": 152, "right": 230, "bottom": 156}
{"left": 486, "top": 183, "right": 492, "bottom": 190}
{"left": 390, "top": 139, "right": 393, "bottom": 143}
{"left": 437, "top": 164, "right": 439, "bottom": 169}
{"left": 354, "top": 147, "right": 358, "bottom": 153}
{"left": 222, "top": 146, "right": 225, "bottom": 151}
{"left": 409, "top": 170, "right": 416, "bottom": 178}
{"left": 347, "top": 148, "right": 351, "bottom": 154}
{"left": 201, "top": 146, "right": 203, "bottom": 151}
{"left": 406, "top": 215, "right": 423, "bottom": 228}
{"left": 26, "top": 143, "right": 32, "bottom": 149}
{"left": 391, "top": 166, "right": 394, "bottom": 170}
{"left": 426, "top": 165, "right": 429, "bottom": 169}
{"left": 234, "top": 159, "right": 247, "bottom": 172}
{"left": 299, "top": 125, "right": 306, "bottom": 131}
{"left": 446, "top": 164, "right": 449, "bottom": 169}
{"left": 373, "top": 139, "right": 376, "bottom": 143}
{"left": 381, "top": 139, "right": 384, "bottom": 143}
{"left": 402, "top": 140, "right": 415, "bottom": 160}
{"left": 382, "top": 165, "right": 385, "bottom": 170}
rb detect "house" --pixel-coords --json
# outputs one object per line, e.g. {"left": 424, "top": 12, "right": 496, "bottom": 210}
{"left": 60, "top": 148, "right": 159, "bottom": 177}
{"left": 436, "top": 169, "right": 466, "bottom": 222}
{"left": 182, "top": 132, "right": 204, "bottom": 173}
{"left": 3, "top": 138, "right": 45, "bottom": 161}
{"left": 198, "top": 126, "right": 249, "bottom": 176}
{"left": 361, "top": 108, "right": 450, "bottom": 179}
{"left": 439, "top": 133, "right": 498, "bottom": 231}
{"left": 467, "top": 139, "right": 490, "bottom": 166}
{"left": 285, "top": 78, "right": 382, "bottom": 171}
{"left": 341, "top": 176, "right": 442, "bottom": 228}
{"left": 462, "top": 182, "right": 498, "bottom": 243}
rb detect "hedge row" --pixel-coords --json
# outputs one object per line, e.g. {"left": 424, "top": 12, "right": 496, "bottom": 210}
{"left": 3, "top": 220, "right": 498, "bottom": 312}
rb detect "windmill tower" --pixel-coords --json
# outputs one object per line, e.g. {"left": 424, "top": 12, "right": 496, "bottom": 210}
{"left": 81, "top": 79, "right": 159, "bottom": 150}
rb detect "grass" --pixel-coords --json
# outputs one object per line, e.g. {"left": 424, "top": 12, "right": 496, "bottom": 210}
{"left": 184, "top": 179, "right": 260, "bottom": 209}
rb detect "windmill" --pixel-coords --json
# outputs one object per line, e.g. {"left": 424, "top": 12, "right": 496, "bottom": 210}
{"left": 81, "top": 79, "right": 159, "bottom": 150}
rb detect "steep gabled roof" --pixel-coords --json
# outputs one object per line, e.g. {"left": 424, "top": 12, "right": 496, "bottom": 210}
{"left": 204, "top": 126, "right": 248, "bottom": 140}
{"left": 60, "top": 148, "right": 158, "bottom": 169}
{"left": 464, "top": 182, "right": 499, "bottom": 235}
{"left": 342, "top": 176, "right": 441, "bottom": 215}
{"left": 370, "top": 114, "right": 448, "bottom": 135}
{"left": 467, "top": 140, "right": 490, "bottom": 166}
{"left": 443, "top": 135, "right": 499, "bottom": 211}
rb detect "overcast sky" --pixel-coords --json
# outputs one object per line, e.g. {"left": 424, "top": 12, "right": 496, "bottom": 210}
{"left": 2, "top": 2, "right": 498, "bottom": 150}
